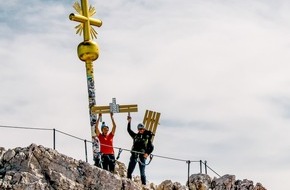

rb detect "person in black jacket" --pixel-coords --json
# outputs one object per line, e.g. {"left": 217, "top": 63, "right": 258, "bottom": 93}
{"left": 126, "top": 115, "right": 154, "bottom": 185}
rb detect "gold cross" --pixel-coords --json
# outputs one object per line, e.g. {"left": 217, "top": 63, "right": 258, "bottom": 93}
{"left": 69, "top": 0, "right": 102, "bottom": 41}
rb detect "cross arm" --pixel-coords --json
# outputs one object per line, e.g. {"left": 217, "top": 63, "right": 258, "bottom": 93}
{"left": 91, "top": 105, "right": 110, "bottom": 114}
{"left": 69, "top": 13, "right": 102, "bottom": 27}
{"left": 119, "top": 104, "right": 138, "bottom": 113}
{"left": 91, "top": 104, "right": 138, "bottom": 114}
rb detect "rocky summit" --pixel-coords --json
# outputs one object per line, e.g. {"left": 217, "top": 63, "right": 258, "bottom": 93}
{"left": 0, "top": 144, "right": 267, "bottom": 190}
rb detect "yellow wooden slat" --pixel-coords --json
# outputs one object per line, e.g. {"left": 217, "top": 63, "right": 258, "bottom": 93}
{"left": 144, "top": 110, "right": 153, "bottom": 130}
{"left": 119, "top": 104, "right": 138, "bottom": 108}
{"left": 151, "top": 112, "right": 160, "bottom": 136}
{"left": 148, "top": 111, "right": 156, "bottom": 132}
{"left": 119, "top": 104, "right": 138, "bottom": 113}
{"left": 93, "top": 105, "right": 110, "bottom": 110}
{"left": 119, "top": 107, "right": 138, "bottom": 113}
{"left": 143, "top": 110, "right": 149, "bottom": 126}
{"left": 91, "top": 105, "right": 110, "bottom": 114}
{"left": 144, "top": 110, "right": 152, "bottom": 130}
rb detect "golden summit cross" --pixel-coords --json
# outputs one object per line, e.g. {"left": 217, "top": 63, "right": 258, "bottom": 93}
{"left": 69, "top": 0, "right": 103, "bottom": 163}
{"left": 68, "top": 1, "right": 139, "bottom": 162}
{"left": 69, "top": 0, "right": 102, "bottom": 41}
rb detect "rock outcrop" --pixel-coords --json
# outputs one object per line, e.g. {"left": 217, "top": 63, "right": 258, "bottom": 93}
{"left": 0, "top": 144, "right": 267, "bottom": 190}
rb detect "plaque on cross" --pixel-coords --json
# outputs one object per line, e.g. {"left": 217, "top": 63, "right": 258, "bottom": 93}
{"left": 109, "top": 98, "right": 120, "bottom": 113}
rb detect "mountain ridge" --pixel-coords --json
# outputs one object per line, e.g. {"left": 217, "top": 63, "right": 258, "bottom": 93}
{"left": 0, "top": 144, "right": 267, "bottom": 190}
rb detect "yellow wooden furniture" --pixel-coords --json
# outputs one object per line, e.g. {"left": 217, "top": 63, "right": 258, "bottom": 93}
{"left": 142, "top": 110, "right": 161, "bottom": 141}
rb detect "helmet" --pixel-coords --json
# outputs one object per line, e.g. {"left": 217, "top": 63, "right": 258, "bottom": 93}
{"left": 137, "top": 123, "right": 145, "bottom": 129}
{"left": 101, "top": 122, "right": 109, "bottom": 130}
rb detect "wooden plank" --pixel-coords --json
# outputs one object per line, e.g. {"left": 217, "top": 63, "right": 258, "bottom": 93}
{"left": 119, "top": 104, "right": 138, "bottom": 113}
{"left": 149, "top": 111, "right": 156, "bottom": 132}
{"left": 151, "top": 112, "right": 161, "bottom": 138}
{"left": 91, "top": 106, "right": 110, "bottom": 114}
{"left": 143, "top": 110, "right": 149, "bottom": 125}
{"left": 93, "top": 105, "right": 110, "bottom": 110}
{"left": 144, "top": 110, "right": 153, "bottom": 130}
{"left": 119, "top": 104, "right": 138, "bottom": 108}
{"left": 119, "top": 107, "right": 138, "bottom": 113}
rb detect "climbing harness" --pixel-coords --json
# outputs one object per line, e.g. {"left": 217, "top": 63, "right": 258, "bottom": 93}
{"left": 116, "top": 148, "right": 123, "bottom": 160}
{"left": 94, "top": 152, "right": 103, "bottom": 168}
{"left": 137, "top": 153, "right": 154, "bottom": 166}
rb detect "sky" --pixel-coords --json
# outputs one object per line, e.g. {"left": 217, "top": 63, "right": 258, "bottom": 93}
{"left": 1, "top": 0, "right": 290, "bottom": 189}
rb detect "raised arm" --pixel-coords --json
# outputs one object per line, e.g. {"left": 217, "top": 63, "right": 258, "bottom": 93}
{"left": 95, "top": 113, "right": 102, "bottom": 136}
{"left": 110, "top": 112, "right": 116, "bottom": 135}
{"left": 127, "top": 115, "right": 135, "bottom": 138}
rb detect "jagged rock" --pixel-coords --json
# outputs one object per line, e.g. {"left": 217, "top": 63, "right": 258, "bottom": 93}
{"left": 211, "top": 174, "right": 235, "bottom": 190}
{"left": 0, "top": 144, "right": 139, "bottom": 190}
{"left": 0, "top": 144, "right": 268, "bottom": 190}
{"left": 211, "top": 175, "right": 266, "bottom": 190}
{"left": 156, "top": 180, "right": 187, "bottom": 190}
{"left": 0, "top": 147, "right": 5, "bottom": 157}
{"left": 115, "top": 160, "right": 127, "bottom": 178}
{"left": 188, "top": 173, "right": 211, "bottom": 190}
{"left": 253, "top": 182, "right": 267, "bottom": 190}
{"left": 234, "top": 179, "right": 254, "bottom": 190}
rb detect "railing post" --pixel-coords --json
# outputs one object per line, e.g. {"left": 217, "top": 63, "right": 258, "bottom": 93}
{"left": 186, "top": 160, "right": 191, "bottom": 187}
{"left": 204, "top": 160, "right": 207, "bottom": 174}
{"left": 53, "top": 128, "right": 56, "bottom": 150}
{"left": 84, "top": 139, "right": 88, "bottom": 162}
{"left": 200, "top": 160, "right": 202, "bottom": 173}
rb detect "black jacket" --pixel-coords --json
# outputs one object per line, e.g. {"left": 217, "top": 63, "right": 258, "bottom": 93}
{"left": 127, "top": 122, "right": 154, "bottom": 155}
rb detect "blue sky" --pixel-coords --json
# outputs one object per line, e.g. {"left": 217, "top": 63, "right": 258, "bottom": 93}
{"left": 1, "top": 0, "right": 290, "bottom": 189}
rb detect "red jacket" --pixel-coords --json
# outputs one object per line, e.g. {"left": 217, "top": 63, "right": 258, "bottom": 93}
{"left": 98, "top": 133, "right": 114, "bottom": 154}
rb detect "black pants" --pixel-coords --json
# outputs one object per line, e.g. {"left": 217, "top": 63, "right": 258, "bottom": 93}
{"left": 101, "top": 154, "right": 115, "bottom": 173}
{"left": 127, "top": 153, "right": 147, "bottom": 185}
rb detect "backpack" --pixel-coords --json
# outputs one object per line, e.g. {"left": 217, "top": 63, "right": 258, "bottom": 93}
{"left": 132, "top": 130, "right": 154, "bottom": 154}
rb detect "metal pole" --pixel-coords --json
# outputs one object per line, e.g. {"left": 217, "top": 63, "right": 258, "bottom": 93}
{"left": 200, "top": 160, "right": 202, "bottom": 173}
{"left": 53, "top": 128, "right": 56, "bottom": 150}
{"left": 84, "top": 139, "right": 88, "bottom": 162}
{"left": 69, "top": 0, "right": 102, "bottom": 164}
{"left": 85, "top": 61, "right": 97, "bottom": 128}
{"left": 85, "top": 61, "right": 98, "bottom": 159}
{"left": 204, "top": 160, "right": 208, "bottom": 174}
{"left": 186, "top": 160, "right": 191, "bottom": 187}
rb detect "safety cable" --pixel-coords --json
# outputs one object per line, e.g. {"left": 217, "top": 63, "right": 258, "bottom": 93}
{"left": 0, "top": 124, "right": 220, "bottom": 176}
{"left": 0, "top": 125, "right": 51, "bottom": 131}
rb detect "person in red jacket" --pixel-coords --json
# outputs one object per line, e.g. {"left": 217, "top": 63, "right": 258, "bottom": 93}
{"left": 95, "top": 112, "right": 116, "bottom": 173}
